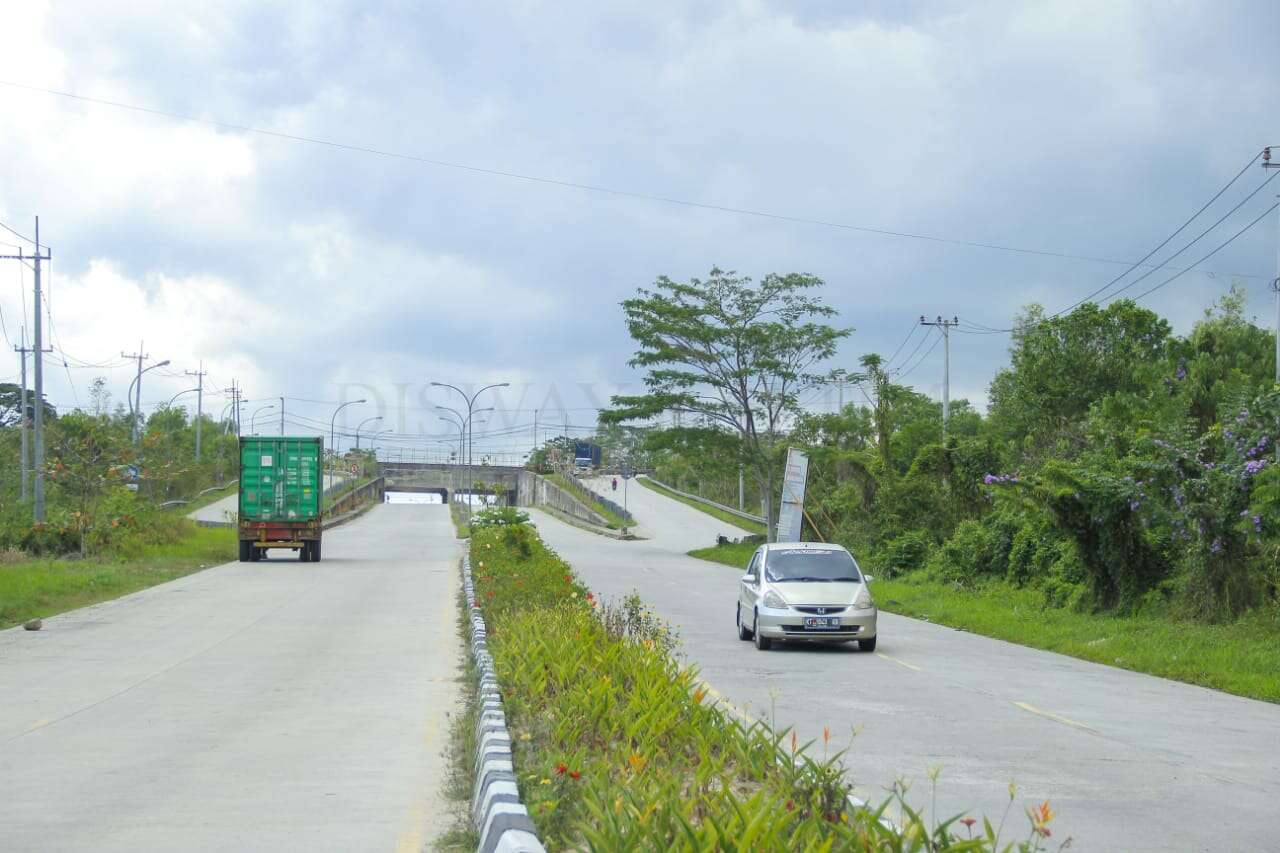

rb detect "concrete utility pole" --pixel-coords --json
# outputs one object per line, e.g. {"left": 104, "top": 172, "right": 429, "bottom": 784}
{"left": 13, "top": 329, "right": 31, "bottom": 501}
{"left": 186, "top": 364, "right": 206, "bottom": 460}
{"left": 123, "top": 345, "right": 147, "bottom": 443}
{"left": 919, "top": 315, "right": 959, "bottom": 443}
{"left": 0, "top": 219, "right": 52, "bottom": 520}
{"left": 279, "top": 396, "right": 285, "bottom": 436}
{"left": 1265, "top": 149, "right": 1279, "bottom": 387}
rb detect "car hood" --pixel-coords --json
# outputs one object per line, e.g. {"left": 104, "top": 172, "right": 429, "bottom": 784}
{"left": 769, "top": 581, "right": 862, "bottom": 606}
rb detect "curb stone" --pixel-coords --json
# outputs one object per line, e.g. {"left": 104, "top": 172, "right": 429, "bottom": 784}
{"left": 463, "top": 548, "right": 546, "bottom": 853}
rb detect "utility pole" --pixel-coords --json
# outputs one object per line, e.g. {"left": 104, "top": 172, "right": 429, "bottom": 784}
{"left": 279, "top": 396, "right": 285, "bottom": 435}
{"left": 122, "top": 345, "right": 149, "bottom": 444}
{"left": 186, "top": 363, "right": 206, "bottom": 460}
{"left": 1264, "top": 148, "right": 1279, "bottom": 459}
{"left": 920, "top": 315, "right": 959, "bottom": 443}
{"left": 0, "top": 220, "right": 53, "bottom": 520}
{"left": 13, "top": 329, "right": 32, "bottom": 501}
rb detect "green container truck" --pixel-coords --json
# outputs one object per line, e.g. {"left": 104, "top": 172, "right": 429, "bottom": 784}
{"left": 238, "top": 436, "right": 325, "bottom": 562}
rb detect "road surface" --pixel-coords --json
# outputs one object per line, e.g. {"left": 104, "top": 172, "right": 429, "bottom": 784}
{"left": 187, "top": 473, "right": 346, "bottom": 525}
{"left": 531, "top": 477, "right": 1280, "bottom": 851}
{"left": 0, "top": 504, "right": 461, "bottom": 852}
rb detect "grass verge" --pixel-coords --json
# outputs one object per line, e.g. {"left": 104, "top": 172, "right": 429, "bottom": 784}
{"left": 434, "top": 573, "right": 481, "bottom": 851}
{"left": 687, "top": 542, "right": 1280, "bottom": 704}
{"left": 449, "top": 502, "right": 471, "bottom": 539}
{"left": 872, "top": 577, "right": 1280, "bottom": 703}
{"left": 0, "top": 524, "right": 236, "bottom": 629}
{"left": 638, "top": 476, "right": 766, "bottom": 536}
{"left": 471, "top": 521, "right": 1062, "bottom": 849}
{"left": 546, "top": 474, "right": 630, "bottom": 529}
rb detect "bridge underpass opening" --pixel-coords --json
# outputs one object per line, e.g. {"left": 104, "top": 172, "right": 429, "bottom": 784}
{"left": 384, "top": 490, "right": 446, "bottom": 505}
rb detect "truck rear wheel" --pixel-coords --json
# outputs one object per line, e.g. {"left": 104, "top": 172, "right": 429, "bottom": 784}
{"left": 310, "top": 540, "right": 322, "bottom": 562}
{"left": 238, "top": 540, "right": 250, "bottom": 562}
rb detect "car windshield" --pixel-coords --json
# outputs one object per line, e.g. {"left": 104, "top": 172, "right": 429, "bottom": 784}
{"left": 765, "top": 549, "right": 862, "bottom": 583}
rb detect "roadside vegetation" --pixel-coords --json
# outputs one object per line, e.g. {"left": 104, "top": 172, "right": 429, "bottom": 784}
{"left": 469, "top": 516, "right": 1065, "bottom": 850}
{"left": 436, "top": 583, "right": 481, "bottom": 852}
{"left": 0, "top": 524, "right": 235, "bottom": 628}
{"left": 640, "top": 476, "right": 766, "bottom": 536}
{"left": 599, "top": 271, "right": 1279, "bottom": 701}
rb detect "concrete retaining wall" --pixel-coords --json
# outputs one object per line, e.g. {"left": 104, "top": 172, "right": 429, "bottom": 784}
{"left": 516, "top": 471, "right": 611, "bottom": 528}
{"left": 462, "top": 550, "right": 546, "bottom": 853}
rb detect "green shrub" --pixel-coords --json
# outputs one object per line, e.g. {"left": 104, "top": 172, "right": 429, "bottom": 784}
{"left": 880, "top": 530, "right": 930, "bottom": 577}
{"left": 925, "top": 519, "right": 996, "bottom": 585}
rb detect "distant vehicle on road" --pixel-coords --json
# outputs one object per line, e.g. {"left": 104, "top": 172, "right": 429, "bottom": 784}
{"left": 238, "top": 436, "right": 324, "bottom": 562}
{"left": 736, "top": 542, "right": 877, "bottom": 651}
{"left": 573, "top": 440, "right": 602, "bottom": 473}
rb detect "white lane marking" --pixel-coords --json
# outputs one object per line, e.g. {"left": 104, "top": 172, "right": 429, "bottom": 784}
{"left": 1012, "top": 701, "right": 1095, "bottom": 732}
{"left": 875, "top": 652, "right": 921, "bottom": 671}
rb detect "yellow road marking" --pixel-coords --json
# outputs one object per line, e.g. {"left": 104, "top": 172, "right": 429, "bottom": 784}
{"left": 1012, "top": 701, "right": 1095, "bottom": 732}
{"left": 875, "top": 652, "right": 921, "bottom": 671}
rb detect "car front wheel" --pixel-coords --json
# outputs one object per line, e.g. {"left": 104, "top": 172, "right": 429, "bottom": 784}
{"left": 753, "top": 612, "right": 772, "bottom": 650}
{"left": 736, "top": 604, "right": 753, "bottom": 640}
{"left": 858, "top": 636, "right": 877, "bottom": 652}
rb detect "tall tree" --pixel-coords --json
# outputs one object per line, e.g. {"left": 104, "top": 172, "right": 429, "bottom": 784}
{"left": 603, "top": 267, "right": 849, "bottom": 540}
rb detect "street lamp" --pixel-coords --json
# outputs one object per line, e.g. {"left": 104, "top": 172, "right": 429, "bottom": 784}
{"left": 128, "top": 358, "right": 171, "bottom": 444}
{"left": 355, "top": 415, "right": 383, "bottom": 450}
{"left": 431, "top": 381, "right": 507, "bottom": 511}
{"left": 164, "top": 387, "right": 199, "bottom": 410}
{"left": 250, "top": 404, "right": 276, "bottom": 434}
{"left": 329, "top": 399, "right": 366, "bottom": 460}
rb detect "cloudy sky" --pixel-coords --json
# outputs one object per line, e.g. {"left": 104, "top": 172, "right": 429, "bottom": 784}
{"left": 1, "top": 0, "right": 1277, "bottom": 461}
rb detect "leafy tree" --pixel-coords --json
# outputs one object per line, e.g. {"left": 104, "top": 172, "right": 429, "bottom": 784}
{"left": 604, "top": 268, "right": 849, "bottom": 540}
{"left": 988, "top": 301, "right": 1170, "bottom": 459}
{"left": 0, "top": 382, "right": 56, "bottom": 428}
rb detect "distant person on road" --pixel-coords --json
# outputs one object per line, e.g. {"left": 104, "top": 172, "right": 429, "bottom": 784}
{"left": 612, "top": 477, "right": 618, "bottom": 491}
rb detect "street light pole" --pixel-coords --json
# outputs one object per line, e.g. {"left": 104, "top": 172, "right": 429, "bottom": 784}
{"left": 355, "top": 415, "right": 383, "bottom": 450}
{"left": 126, "top": 358, "right": 171, "bottom": 445}
{"left": 430, "top": 381, "right": 509, "bottom": 512}
{"left": 329, "top": 399, "right": 366, "bottom": 462}
{"left": 251, "top": 404, "right": 276, "bottom": 435}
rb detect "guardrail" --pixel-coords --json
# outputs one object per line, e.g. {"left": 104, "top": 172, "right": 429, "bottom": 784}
{"left": 641, "top": 475, "right": 766, "bottom": 524}
{"left": 325, "top": 477, "right": 385, "bottom": 520}
{"left": 159, "top": 479, "right": 239, "bottom": 509}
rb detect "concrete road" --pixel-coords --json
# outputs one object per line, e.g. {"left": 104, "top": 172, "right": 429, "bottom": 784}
{"left": 0, "top": 504, "right": 462, "bottom": 852}
{"left": 188, "top": 473, "right": 346, "bottom": 525}
{"left": 533, "top": 479, "right": 1280, "bottom": 851}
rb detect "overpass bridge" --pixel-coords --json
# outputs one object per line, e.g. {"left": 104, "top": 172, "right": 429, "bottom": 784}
{"left": 381, "top": 462, "right": 616, "bottom": 529}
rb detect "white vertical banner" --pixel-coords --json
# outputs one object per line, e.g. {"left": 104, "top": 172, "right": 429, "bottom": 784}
{"left": 775, "top": 447, "right": 809, "bottom": 542}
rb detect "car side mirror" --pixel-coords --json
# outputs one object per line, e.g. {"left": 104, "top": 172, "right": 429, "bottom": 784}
{"left": 742, "top": 573, "right": 754, "bottom": 584}
{"left": 863, "top": 574, "right": 874, "bottom": 583}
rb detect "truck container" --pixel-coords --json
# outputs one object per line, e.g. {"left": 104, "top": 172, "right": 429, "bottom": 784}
{"left": 573, "top": 440, "right": 602, "bottom": 471}
{"left": 238, "top": 436, "right": 325, "bottom": 562}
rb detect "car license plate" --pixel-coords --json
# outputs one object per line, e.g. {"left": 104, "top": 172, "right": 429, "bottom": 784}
{"left": 804, "top": 616, "right": 840, "bottom": 630}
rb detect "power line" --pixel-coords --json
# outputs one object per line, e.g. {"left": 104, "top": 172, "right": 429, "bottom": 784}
{"left": 883, "top": 322, "right": 920, "bottom": 371}
{"left": 1128, "top": 202, "right": 1280, "bottom": 303}
{"left": 892, "top": 325, "right": 934, "bottom": 375}
{"left": 1090, "top": 168, "right": 1280, "bottom": 307}
{"left": 1051, "top": 149, "right": 1268, "bottom": 316}
{"left": 894, "top": 330, "right": 943, "bottom": 381}
{"left": 1, "top": 79, "right": 1272, "bottom": 280}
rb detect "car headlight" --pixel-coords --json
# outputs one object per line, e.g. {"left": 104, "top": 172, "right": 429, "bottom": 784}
{"left": 853, "top": 586, "right": 874, "bottom": 609}
{"left": 762, "top": 589, "right": 789, "bottom": 609}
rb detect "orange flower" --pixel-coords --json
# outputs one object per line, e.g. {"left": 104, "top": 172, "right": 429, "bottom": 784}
{"left": 960, "top": 817, "right": 976, "bottom": 829}
{"left": 568, "top": 770, "right": 580, "bottom": 780}
{"left": 1029, "top": 801, "right": 1056, "bottom": 837}
{"left": 692, "top": 687, "right": 707, "bottom": 704}
{"left": 555, "top": 762, "right": 568, "bottom": 775}
{"left": 627, "top": 752, "right": 648, "bottom": 773}
{"left": 823, "top": 725, "right": 830, "bottom": 745}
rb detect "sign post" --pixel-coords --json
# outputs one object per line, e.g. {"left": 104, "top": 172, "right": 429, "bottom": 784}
{"left": 775, "top": 448, "right": 809, "bottom": 542}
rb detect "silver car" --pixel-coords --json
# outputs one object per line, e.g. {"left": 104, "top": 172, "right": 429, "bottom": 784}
{"left": 735, "top": 542, "right": 878, "bottom": 651}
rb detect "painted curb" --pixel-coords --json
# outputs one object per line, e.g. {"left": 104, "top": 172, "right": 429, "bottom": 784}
{"left": 463, "top": 548, "right": 546, "bottom": 853}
